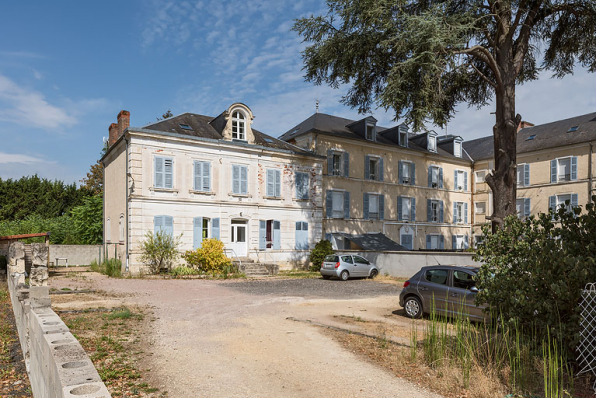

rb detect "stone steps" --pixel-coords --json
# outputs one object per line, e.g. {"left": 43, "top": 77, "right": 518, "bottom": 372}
{"left": 238, "top": 263, "right": 278, "bottom": 277}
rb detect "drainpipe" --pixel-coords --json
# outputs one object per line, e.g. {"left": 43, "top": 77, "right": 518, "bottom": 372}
{"left": 101, "top": 156, "right": 106, "bottom": 264}
{"left": 589, "top": 142, "right": 594, "bottom": 203}
{"left": 125, "top": 135, "right": 130, "bottom": 273}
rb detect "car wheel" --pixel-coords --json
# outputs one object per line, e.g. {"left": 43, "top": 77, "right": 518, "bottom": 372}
{"left": 369, "top": 269, "right": 378, "bottom": 279}
{"left": 404, "top": 296, "right": 423, "bottom": 319}
{"left": 340, "top": 270, "right": 349, "bottom": 281}
{"left": 322, "top": 275, "right": 331, "bottom": 280}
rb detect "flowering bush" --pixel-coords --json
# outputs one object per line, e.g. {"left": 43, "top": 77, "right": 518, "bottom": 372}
{"left": 182, "top": 238, "right": 232, "bottom": 273}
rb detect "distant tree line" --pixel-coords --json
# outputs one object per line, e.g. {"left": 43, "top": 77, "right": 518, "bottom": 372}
{"left": 0, "top": 175, "right": 102, "bottom": 244}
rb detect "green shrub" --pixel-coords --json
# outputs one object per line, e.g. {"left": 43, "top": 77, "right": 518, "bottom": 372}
{"left": 475, "top": 195, "right": 596, "bottom": 356}
{"left": 90, "top": 258, "right": 122, "bottom": 277}
{"left": 170, "top": 266, "right": 200, "bottom": 277}
{"left": 308, "top": 240, "right": 335, "bottom": 272}
{"left": 182, "top": 238, "right": 231, "bottom": 274}
{"left": 139, "top": 230, "right": 182, "bottom": 274}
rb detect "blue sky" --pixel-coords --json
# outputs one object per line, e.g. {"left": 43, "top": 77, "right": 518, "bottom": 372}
{"left": 1, "top": 1, "right": 596, "bottom": 184}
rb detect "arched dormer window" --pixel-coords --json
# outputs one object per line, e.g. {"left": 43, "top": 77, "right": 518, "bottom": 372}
{"left": 232, "top": 111, "right": 246, "bottom": 140}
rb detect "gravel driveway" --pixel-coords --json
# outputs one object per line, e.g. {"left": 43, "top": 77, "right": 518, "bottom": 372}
{"left": 50, "top": 273, "right": 441, "bottom": 398}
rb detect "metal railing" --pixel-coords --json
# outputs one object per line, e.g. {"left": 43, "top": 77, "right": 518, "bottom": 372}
{"left": 224, "top": 248, "right": 241, "bottom": 269}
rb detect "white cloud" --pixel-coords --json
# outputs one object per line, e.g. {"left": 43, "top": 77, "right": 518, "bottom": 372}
{"left": 0, "top": 152, "right": 52, "bottom": 165}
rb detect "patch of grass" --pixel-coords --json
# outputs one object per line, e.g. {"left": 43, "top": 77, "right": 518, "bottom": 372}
{"left": 107, "top": 307, "right": 132, "bottom": 320}
{"left": 277, "top": 270, "right": 320, "bottom": 279}
{"left": 61, "top": 287, "right": 72, "bottom": 291}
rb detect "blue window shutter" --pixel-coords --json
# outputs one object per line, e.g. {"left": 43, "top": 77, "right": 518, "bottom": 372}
{"left": 439, "top": 235, "right": 445, "bottom": 249}
{"left": 453, "top": 202, "right": 457, "bottom": 224}
{"left": 439, "top": 167, "right": 444, "bottom": 188}
{"left": 363, "top": 193, "right": 369, "bottom": 220}
{"left": 452, "top": 235, "right": 457, "bottom": 250}
{"left": 295, "top": 173, "right": 301, "bottom": 199}
{"left": 411, "top": 198, "right": 416, "bottom": 221}
{"left": 296, "top": 172, "right": 309, "bottom": 200}
{"left": 344, "top": 191, "right": 350, "bottom": 219}
{"left": 426, "top": 235, "right": 431, "bottom": 249}
{"left": 194, "top": 161, "right": 201, "bottom": 191}
{"left": 426, "top": 199, "right": 431, "bottom": 222}
{"left": 464, "top": 235, "right": 469, "bottom": 249}
{"left": 327, "top": 150, "right": 333, "bottom": 175}
{"left": 211, "top": 218, "right": 220, "bottom": 240}
{"left": 232, "top": 165, "right": 240, "bottom": 193}
{"left": 295, "top": 221, "right": 300, "bottom": 250}
{"left": 379, "top": 195, "right": 385, "bottom": 220}
{"left": 411, "top": 162, "right": 416, "bottom": 185}
{"left": 571, "top": 157, "right": 578, "bottom": 180}
{"left": 428, "top": 167, "right": 432, "bottom": 187}
{"left": 343, "top": 152, "right": 349, "bottom": 177}
{"left": 464, "top": 171, "right": 468, "bottom": 191}
{"left": 398, "top": 161, "right": 403, "bottom": 183}
{"left": 551, "top": 160, "right": 557, "bottom": 183}
{"left": 524, "top": 198, "right": 531, "bottom": 217}
{"left": 193, "top": 217, "right": 203, "bottom": 249}
{"left": 398, "top": 197, "right": 403, "bottom": 221}
{"left": 275, "top": 170, "right": 281, "bottom": 197}
{"left": 464, "top": 203, "right": 468, "bottom": 224}
{"left": 164, "top": 216, "right": 174, "bottom": 237}
{"left": 379, "top": 158, "right": 384, "bottom": 181}
{"left": 259, "top": 220, "right": 267, "bottom": 250}
{"left": 326, "top": 191, "right": 333, "bottom": 218}
{"left": 549, "top": 195, "right": 556, "bottom": 212}
{"left": 273, "top": 221, "right": 281, "bottom": 250}
{"left": 164, "top": 159, "right": 173, "bottom": 189}
{"left": 267, "top": 169, "right": 274, "bottom": 196}
{"left": 240, "top": 166, "right": 248, "bottom": 194}
{"left": 524, "top": 164, "right": 530, "bottom": 186}
{"left": 203, "top": 162, "right": 210, "bottom": 191}
{"left": 572, "top": 193, "right": 579, "bottom": 207}
{"left": 155, "top": 157, "right": 164, "bottom": 188}
{"left": 454, "top": 170, "right": 458, "bottom": 189}
{"left": 439, "top": 201, "right": 444, "bottom": 223}
{"left": 154, "top": 216, "right": 163, "bottom": 235}
{"left": 364, "top": 156, "right": 370, "bottom": 180}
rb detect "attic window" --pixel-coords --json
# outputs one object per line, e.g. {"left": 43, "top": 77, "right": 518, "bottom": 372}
{"left": 454, "top": 140, "right": 462, "bottom": 158}
{"left": 428, "top": 135, "right": 437, "bottom": 152}
{"left": 567, "top": 126, "right": 579, "bottom": 133}
{"left": 232, "top": 111, "right": 246, "bottom": 140}
{"left": 366, "top": 123, "right": 376, "bottom": 141}
{"left": 179, "top": 124, "right": 193, "bottom": 130}
{"left": 526, "top": 134, "right": 537, "bottom": 141}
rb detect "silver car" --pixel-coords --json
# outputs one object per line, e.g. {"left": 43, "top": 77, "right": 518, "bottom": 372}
{"left": 399, "top": 265, "right": 487, "bottom": 321}
{"left": 320, "top": 254, "right": 379, "bottom": 281}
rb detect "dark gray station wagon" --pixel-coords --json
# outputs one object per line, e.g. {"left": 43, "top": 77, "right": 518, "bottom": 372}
{"left": 399, "top": 265, "right": 487, "bottom": 321}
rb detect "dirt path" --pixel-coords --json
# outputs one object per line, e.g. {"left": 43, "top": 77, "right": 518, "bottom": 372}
{"left": 50, "top": 272, "right": 441, "bottom": 398}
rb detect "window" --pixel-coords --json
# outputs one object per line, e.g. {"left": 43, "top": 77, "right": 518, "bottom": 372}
{"left": 428, "top": 166, "right": 442, "bottom": 188}
{"left": 400, "top": 161, "right": 414, "bottom": 184}
{"left": 106, "top": 218, "right": 111, "bottom": 242}
{"left": 552, "top": 157, "right": 577, "bottom": 183}
{"left": 232, "top": 165, "right": 248, "bottom": 194}
{"left": 154, "top": 215, "right": 173, "bottom": 237}
{"left": 517, "top": 164, "right": 529, "bottom": 187}
{"left": 401, "top": 234, "right": 413, "bottom": 250}
{"left": 341, "top": 255, "right": 353, "bottom": 263}
{"left": 428, "top": 135, "right": 437, "bottom": 152}
{"left": 454, "top": 169, "right": 467, "bottom": 191}
{"left": 526, "top": 134, "right": 536, "bottom": 141}
{"left": 427, "top": 199, "right": 443, "bottom": 223}
{"left": 454, "top": 140, "right": 462, "bottom": 158}
{"left": 368, "top": 194, "right": 379, "bottom": 219}
{"left": 179, "top": 123, "right": 192, "bottom": 130}
{"left": 366, "top": 123, "right": 375, "bottom": 141}
{"left": 193, "top": 161, "right": 211, "bottom": 192}
{"left": 354, "top": 255, "right": 370, "bottom": 265}
{"left": 119, "top": 214, "right": 124, "bottom": 242}
{"left": 259, "top": 220, "right": 280, "bottom": 250}
{"left": 475, "top": 202, "right": 486, "bottom": 214}
{"left": 295, "top": 172, "right": 309, "bottom": 200}
{"left": 474, "top": 235, "right": 484, "bottom": 247}
{"left": 368, "top": 157, "right": 379, "bottom": 180}
{"left": 424, "top": 268, "right": 448, "bottom": 284}
{"left": 295, "top": 221, "right": 309, "bottom": 250}
{"left": 567, "top": 126, "right": 579, "bottom": 133}
{"left": 453, "top": 271, "right": 476, "bottom": 290}
{"left": 202, "top": 218, "right": 210, "bottom": 239}
{"left": 452, "top": 235, "right": 469, "bottom": 250}
{"left": 453, "top": 202, "right": 467, "bottom": 224}
{"left": 398, "top": 196, "right": 416, "bottom": 221}
{"left": 550, "top": 194, "right": 578, "bottom": 214}
{"left": 426, "top": 234, "right": 444, "bottom": 250}
{"left": 154, "top": 156, "right": 173, "bottom": 189}
{"left": 476, "top": 170, "right": 486, "bottom": 183}
{"left": 515, "top": 198, "right": 531, "bottom": 218}
{"left": 328, "top": 150, "right": 349, "bottom": 177}
{"left": 193, "top": 217, "right": 212, "bottom": 249}
{"left": 232, "top": 111, "right": 246, "bottom": 140}
{"left": 331, "top": 191, "right": 346, "bottom": 218}
{"left": 332, "top": 153, "right": 342, "bottom": 175}
{"left": 266, "top": 169, "right": 281, "bottom": 197}
{"left": 363, "top": 193, "right": 384, "bottom": 220}
{"left": 399, "top": 129, "right": 408, "bottom": 147}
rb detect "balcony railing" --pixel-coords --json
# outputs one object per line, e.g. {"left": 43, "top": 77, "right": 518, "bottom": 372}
{"left": 558, "top": 174, "right": 571, "bottom": 182}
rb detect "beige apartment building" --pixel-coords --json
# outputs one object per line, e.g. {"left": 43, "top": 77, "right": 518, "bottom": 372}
{"left": 465, "top": 112, "right": 596, "bottom": 244}
{"left": 102, "top": 104, "right": 324, "bottom": 274}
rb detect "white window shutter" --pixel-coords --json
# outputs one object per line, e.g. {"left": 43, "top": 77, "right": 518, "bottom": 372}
{"left": 194, "top": 161, "right": 202, "bottom": 191}
{"left": 275, "top": 170, "right": 281, "bottom": 197}
{"left": 155, "top": 157, "right": 164, "bottom": 188}
{"left": 202, "top": 162, "right": 210, "bottom": 191}
{"left": 164, "top": 158, "right": 173, "bottom": 188}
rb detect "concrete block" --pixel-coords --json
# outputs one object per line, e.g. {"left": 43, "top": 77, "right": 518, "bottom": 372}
{"left": 63, "top": 382, "right": 111, "bottom": 398}
{"left": 30, "top": 266, "right": 48, "bottom": 287}
{"left": 8, "top": 241, "right": 25, "bottom": 264}
{"left": 31, "top": 243, "right": 49, "bottom": 266}
{"left": 30, "top": 286, "right": 51, "bottom": 308}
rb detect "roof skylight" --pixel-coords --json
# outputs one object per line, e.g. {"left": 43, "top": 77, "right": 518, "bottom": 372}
{"left": 567, "top": 126, "right": 579, "bottom": 133}
{"left": 179, "top": 124, "right": 193, "bottom": 130}
{"left": 526, "top": 134, "right": 536, "bottom": 141}
{"left": 263, "top": 138, "right": 274, "bottom": 143}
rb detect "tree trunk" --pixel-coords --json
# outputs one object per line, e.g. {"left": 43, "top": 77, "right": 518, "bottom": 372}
{"left": 486, "top": 76, "right": 519, "bottom": 232}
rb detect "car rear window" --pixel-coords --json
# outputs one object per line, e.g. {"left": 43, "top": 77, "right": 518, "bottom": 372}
{"left": 324, "top": 255, "right": 339, "bottom": 262}
{"left": 425, "top": 269, "right": 448, "bottom": 285}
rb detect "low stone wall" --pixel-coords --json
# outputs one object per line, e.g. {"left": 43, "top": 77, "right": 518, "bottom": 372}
{"left": 6, "top": 242, "right": 111, "bottom": 398}
{"left": 338, "top": 250, "right": 481, "bottom": 277}
{"left": 49, "top": 245, "right": 102, "bottom": 267}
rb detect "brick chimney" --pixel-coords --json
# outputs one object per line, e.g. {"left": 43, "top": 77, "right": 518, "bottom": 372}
{"left": 517, "top": 120, "right": 534, "bottom": 132}
{"left": 108, "top": 123, "right": 119, "bottom": 146}
{"left": 117, "top": 110, "right": 130, "bottom": 136}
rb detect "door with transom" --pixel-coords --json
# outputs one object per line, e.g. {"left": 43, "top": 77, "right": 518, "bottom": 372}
{"left": 229, "top": 220, "right": 248, "bottom": 257}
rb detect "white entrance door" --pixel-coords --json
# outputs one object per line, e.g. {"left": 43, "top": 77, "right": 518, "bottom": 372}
{"left": 230, "top": 220, "right": 248, "bottom": 257}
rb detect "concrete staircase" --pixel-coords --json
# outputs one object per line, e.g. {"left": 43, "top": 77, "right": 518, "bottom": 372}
{"left": 234, "top": 258, "right": 279, "bottom": 277}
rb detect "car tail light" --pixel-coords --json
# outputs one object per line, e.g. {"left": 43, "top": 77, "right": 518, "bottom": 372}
{"left": 321, "top": 262, "right": 324, "bottom": 269}
{"left": 403, "top": 280, "right": 410, "bottom": 288}
{"left": 335, "top": 262, "right": 340, "bottom": 269}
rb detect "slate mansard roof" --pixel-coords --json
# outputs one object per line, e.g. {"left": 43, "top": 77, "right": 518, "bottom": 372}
{"left": 136, "top": 112, "right": 319, "bottom": 157}
{"left": 279, "top": 113, "right": 467, "bottom": 160}
{"left": 464, "top": 112, "right": 596, "bottom": 161}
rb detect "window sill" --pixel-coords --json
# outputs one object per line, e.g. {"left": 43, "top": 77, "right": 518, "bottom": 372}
{"left": 189, "top": 189, "right": 215, "bottom": 195}
{"left": 294, "top": 198, "right": 310, "bottom": 202}
{"left": 150, "top": 187, "right": 178, "bottom": 193}
{"left": 229, "top": 193, "right": 251, "bottom": 198}
{"left": 263, "top": 196, "right": 282, "bottom": 200}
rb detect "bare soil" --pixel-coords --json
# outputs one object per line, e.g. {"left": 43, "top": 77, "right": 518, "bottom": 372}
{"left": 49, "top": 270, "right": 442, "bottom": 398}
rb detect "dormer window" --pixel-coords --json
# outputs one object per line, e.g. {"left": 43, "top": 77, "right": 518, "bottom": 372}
{"left": 399, "top": 129, "right": 408, "bottom": 147}
{"left": 428, "top": 135, "right": 437, "bottom": 152}
{"left": 366, "top": 123, "right": 376, "bottom": 141}
{"left": 232, "top": 111, "right": 246, "bottom": 140}
{"left": 454, "top": 140, "right": 462, "bottom": 158}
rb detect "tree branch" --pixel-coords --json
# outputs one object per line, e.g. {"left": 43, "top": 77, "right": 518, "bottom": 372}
{"left": 470, "top": 63, "right": 498, "bottom": 88}
{"left": 512, "top": 1, "right": 542, "bottom": 76}
{"left": 455, "top": 45, "right": 503, "bottom": 88}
